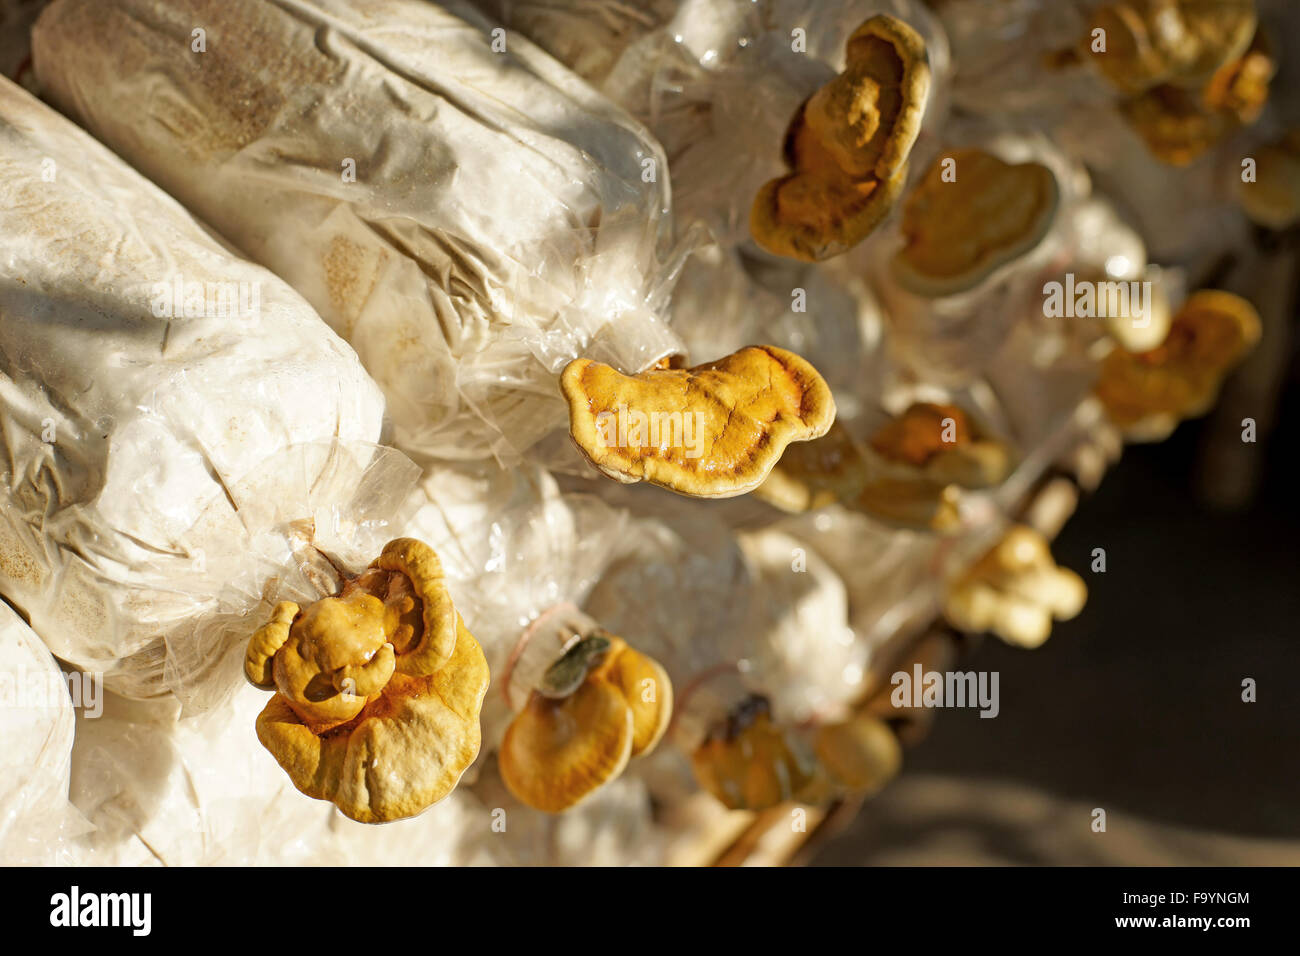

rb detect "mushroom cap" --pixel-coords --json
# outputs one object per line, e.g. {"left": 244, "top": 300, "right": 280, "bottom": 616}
{"left": 498, "top": 637, "right": 672, "bottom": 813}
{"left": 1086, "top": 0, "right": 1257, "bottom": 93}
{"left": 371, "top": 537, "right": 458, "bottom": 676}
{"left": 750, "top": 14, "right": 930, "bottom": 262}
{"left": 561, "top": 345, "right": 836, "bottom": 499}
{"left": 1237, "top": 133, "right": 1300, "bottom": 230}
{"left": 847, "top": 402, "right": 1012, "bottom": 530}
{"left": 813, "top": 715, "right": 903, "bottom": 795}
{"left": 1120, "top": 84, "right": 1228, "bottom": 166}
{"left": 891, "top": 148, "right": 1060, "bottom": 297}
{"left": 1096, "top": 289, "right": 1261, "bottom": 431}
{"left": 255, "top": 615, "right": 489, "bottom": 824}
{"left": 691, "top": 697, "right": 817, "bottom": 811}
{"left": 944, "top": 526, "right": 1088, "bottom": 648}
{"left": 1203, "top": 31, "right": 1275, "bottom": 124}
{"left": 272, "top": 591, "right": 392, "bottom": 731}
{"left": 754, "top": 420, "right": 871, "bottom": 513}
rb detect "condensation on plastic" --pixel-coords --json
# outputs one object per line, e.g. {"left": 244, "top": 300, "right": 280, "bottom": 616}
{"left": 0, "top": 77, "right": 414, "bottom": 710}
{"left": 33, "top": 0, "right": 688, "bottom": 467}
{"left": 400, "top": 462, "right": 629, "bottom": 752}
{"left": 0, "top": 601, "right": 89, "bottom": 864}
{"left": 65, "top": 684, "right": 491, "bottom": 865}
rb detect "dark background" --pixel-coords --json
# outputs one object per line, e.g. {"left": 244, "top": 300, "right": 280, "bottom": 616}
{"left": 813, "top": 348, "right": 1300, "bottom": 864}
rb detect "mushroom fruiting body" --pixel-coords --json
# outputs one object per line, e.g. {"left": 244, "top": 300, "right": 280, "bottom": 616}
{"left": 944, "top": 526, "right": 1087, "bottom": 648}
{"left": 854, "top": 402, "right": 1012, "bottom": 531}
{"left": 1084, "top": 0, "right": 1258, "bottom": 94}
{"left": 751, "top": 14, "right": 932, "bottom": 261}
{"left": 561, "top": 345, "right": 836, "bottom": 499}
{"left": 691, "top": 696, "right": 818, "bottom": 811}
{"left": 1237, "top": 131, "right": 1300, "bottom": 230}
{"left": 1095, "top": 290, "right": 1261, "bottom": 441}
{"left": 499, "top": 631, "right": 672, "bottom": 814}
{"left": 246, "top": 538, "right": 488, "bottom": 824}
{"left": 755, "top": 420, "right": 872, "bottom": 514}
{"left": 891, "top": 148, "right": 1060, "bottom": 298}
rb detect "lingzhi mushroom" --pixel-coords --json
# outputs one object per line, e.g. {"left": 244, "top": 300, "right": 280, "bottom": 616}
{"left": 943, "top": 525, "right": 1087, "bottom": 648}
{"left": 1095, "top": 289, "right": 1261, "bottom": 441}
{"left": 497, "top": 607, "right": 672, "bottom": 813}
{"left": 891, "top": 148, "right": 1061, "bottom": 298}
{"left": 246, "top": 538, "right": 488, "bottom": 824}
{"left": 751, "top": 14, "right": 932, "bottom": 261}
{"left": 562, "top": 346, "right": 836, "bottom": 499}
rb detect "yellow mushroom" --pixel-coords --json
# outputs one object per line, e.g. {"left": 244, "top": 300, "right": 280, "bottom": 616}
{"left": 810, "top": 714, "right": 903, "bottom": 797}
{"left": 756, "top": 403, "right": 1010, "bottom": 530}
{"left": 561, "top": 345, "right": 836, "bottom": 499}
{"left": 854, "top": 402, "right": 1012, "bottom": 531}
{"left": 1237, "top": 130, "right": 1300, "bottom": 231}
{"left": 751, "top": 14, "right": 931, "bottom": 261}
{"left": 1120, "top": 84, "right": 1230, "bottom": 166}
{"left": 1095, "top": 289, "right": 1261, "bottom": 440}
{"left": 499, "top": 632, "right": 672, "bottom": 814}
{"left": 244, "top": 537, "right": 489, "bottom": 823}
{"left": 1084, "top": 0, "right": 1257, "bottom": 94}
{"left": 1203, "top": 30, "right": 1275, "bottom": 124}
{"left": 691, "top": 696, "right": 818, "bottom": 811}
{"left": 944, "top": 525, "right": 1087, "bottom": 648}
{"left": 754, "top": 419, "right": 871, "bottom": 513}
{"left": 891, "top": 148, "right": 1060, "bottom": 297}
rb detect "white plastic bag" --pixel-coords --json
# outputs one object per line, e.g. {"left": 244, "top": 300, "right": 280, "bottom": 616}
{"left": 0, "top": 600, "right": 85, "bottom": 865}
{"left": 34, "top": 0, "right": 685, "bottom": 466}
{"left": 0, "top": 77, "right": 409, "bottom": 709}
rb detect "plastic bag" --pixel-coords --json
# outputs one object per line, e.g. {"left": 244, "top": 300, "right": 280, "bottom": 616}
{"left": 34, "top": 0, "right": 686, "bottom": 466}
{"left": 0, "top": 77, "right": 412, "bottom": 709}
{"left": 66, "top": 684, "right": 489, "bottom": 865}
{"left": 0, "top": 600, "right": 87, "bottom": 865}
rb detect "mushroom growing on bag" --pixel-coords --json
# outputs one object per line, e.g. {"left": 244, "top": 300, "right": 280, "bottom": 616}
{"left": 244, "top": 538, "right": 489, "bottom": 823}
{"left": 33, "top": 0, "right": 685, "bottom": 466}
{"left": 890, "top": 148, "right": 1061, "bottom": 298}
{"left": 398, "top": 464, "right": 674, "bottom": 813}
{"left": 751, "top": 14, "right": 933, "bottom": 261}
{"left": 943, "top": 525, "right": 1087, "bottom": 648}
{"left": 759, "top": 401, "right": 1014, "bottom": 533}
{"left": 561, "top": 345, "right": 837, "bottom": 498}
{"left": 0, "top": 76, "right": 401, "bottom": 709}
{"left": 1095, "top": 289, "right": 1262, "bottom": 442}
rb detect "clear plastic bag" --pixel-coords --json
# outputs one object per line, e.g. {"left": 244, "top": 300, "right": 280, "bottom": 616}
{"left": 0, "top": 77, "right": 412, "bottom": 709}
{"left": 34, "top": 0, "right": 686, "bottom": 466}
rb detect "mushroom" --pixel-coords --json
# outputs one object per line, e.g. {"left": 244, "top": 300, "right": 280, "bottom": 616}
{"left": 1095, "top": 289, "right": 1261, "bottom": 441}
{"left": 751, "top": 14, "right": 931, "bottom": 261}
{"left": 498, "top": 626, "right": 672, "bottom": 814}
{"left": 561, "top": 345, "right": 836, "bottom": 499}
{"left": 809, "top": 714, "right": 903, "bottom": 798}
{"left": 758, "top": 402, "right": 1012, "bottom": 530}
{"left": 754, "top": 420, "right": 872, "bottom": 513}
{"left": 943, "top": 525, "right": 1087, "bottom": 648}
{"left": 245, "top": 537, "right": 489, "bottom": 824}
{"left": 891, "top": 148, "right": 1060, "bottom": 298}
{"left": 1083, "top": 0, "right": 1257, "bottom": 94}
{"left": 690, "top": 696, "right": 818, "bottom": 811}
{"left": 1237, "top": 130, "right": 1300, "bottom": 231}
{"left": 854, "top": 402, "right": 1012, "bottom": 531}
